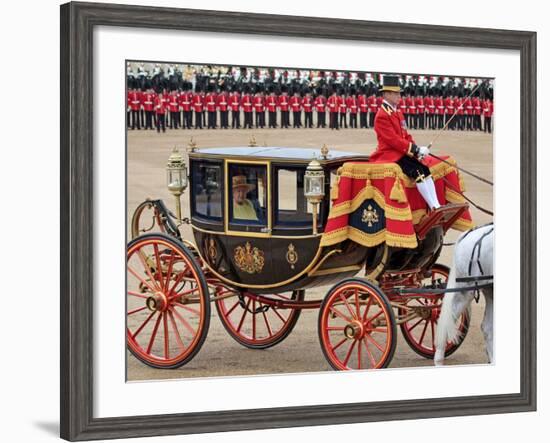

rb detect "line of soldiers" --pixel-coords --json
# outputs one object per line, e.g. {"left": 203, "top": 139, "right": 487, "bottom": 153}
{"left": 127, "top": 85, "right": 494, "bottom": 133}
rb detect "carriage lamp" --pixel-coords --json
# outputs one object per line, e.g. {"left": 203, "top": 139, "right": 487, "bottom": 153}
{"left": 166, "top": 146, "right": 188, "bottom": 220}
{"left": 304, "top": 159, "right": 325, "bottom": 234}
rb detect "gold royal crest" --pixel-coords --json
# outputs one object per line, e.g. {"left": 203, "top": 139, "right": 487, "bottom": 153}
{"left": 234, "top": 242, "right": 265, "bottom": 274}
{"left": 361, "top": 204, "right": 379, "bottom": 227}
{"left": 286, "top": 243, "right": 299, "bottom": 269}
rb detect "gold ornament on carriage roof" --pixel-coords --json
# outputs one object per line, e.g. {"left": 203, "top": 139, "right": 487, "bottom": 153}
{"left": 248, "top": 135, "right": 257, "bottom": 147}
{"left": 361, "top": 204, "right": 379, "bottom": 227}
{"left": 286, "top": 243, "right": 299, "bottom": 269}
{"left": 187, "top": 137, "right": 197, "bottom": 153}
{"left": 234, "top": 242, "right": 265, "bottom": 274}
{"left": 320, "top": 144, "right": 329, "bottom": 160}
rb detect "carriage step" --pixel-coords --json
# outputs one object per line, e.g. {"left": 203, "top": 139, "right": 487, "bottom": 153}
{"left": 415, "top": 203, "right": 468, "bottom": 240}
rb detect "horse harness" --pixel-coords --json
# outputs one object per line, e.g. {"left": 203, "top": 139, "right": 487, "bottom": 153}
{"left": 455, "top": 223, "right": 494, "bottom": 303}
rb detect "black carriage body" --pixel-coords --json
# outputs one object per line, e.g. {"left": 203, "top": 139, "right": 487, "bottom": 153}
{"left": 188, "top": 147, "right": 445, "bottom": 293}
{"left": 188, "top": 147, "right": 375, "bottom": 293}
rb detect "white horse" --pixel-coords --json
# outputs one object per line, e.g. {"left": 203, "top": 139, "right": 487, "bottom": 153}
{"left": 434, "top": 223, "right": 494, "bottom": 365}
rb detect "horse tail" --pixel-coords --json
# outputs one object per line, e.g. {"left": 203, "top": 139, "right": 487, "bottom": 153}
{"left": 434, "top": 262, "right": 472, "bottom": 365}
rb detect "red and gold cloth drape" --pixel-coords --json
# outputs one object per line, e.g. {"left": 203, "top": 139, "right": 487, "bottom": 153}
{"left": 320, "top": 156, "right": 474, "bottom": 249}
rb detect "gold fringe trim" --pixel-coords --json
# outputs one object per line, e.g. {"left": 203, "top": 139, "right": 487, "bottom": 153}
{"left": 320, "top": 226, "right": 418, "bottom": 249}
{"left": 452, "top": 217, "right": 474, "bottom": 231}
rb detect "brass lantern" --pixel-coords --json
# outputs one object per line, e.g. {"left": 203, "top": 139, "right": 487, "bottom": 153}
{"left": 304, "top": 159, "right": 325, "bottom": 234}
{"left": 166, "top": 146, "right": 188, "bottom": 220}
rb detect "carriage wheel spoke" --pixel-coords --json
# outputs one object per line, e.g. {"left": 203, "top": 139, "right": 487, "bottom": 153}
{"left": 169, "top": 286, "right": 200, "bottom": 301}
{"left": 168, "top": 266, "right": 192, "bottom": 294}
{"left": 131, "top": 311, "right": 156, "bottom": 339}
{"left": 364, "top": 332, "right": 385, "bottom": 353}
{"left": 354, "top": 289, "right": 361, "bottom": 319}
{"left": 326, "top": 326, "right": 345, "bottom": 331}
{"left": 343, "top": 340, "right": 357, "bottom": 366}
{"left": 172, "top": 307, "right": 197, "bottom": 336}
{"left": 261, "top": 308, "right": 273, "bottom": 337}
{"left": 173, "top": 302, "right": 201, "bottom": 316}
{"left": 163, "top": 250, "right": 175, "bottom": 292}
{"left": 271, "top": 306, "right": 287, "bottom": 324}
{"left": 128, "top": 291, "right": 148, "bottom": 299}
{"left": 128, "top": 306, "right": 147, "bottom": 316}
{"left": 408, "top": 318, "right": 424, "bottom": 332}
{"left": 363, "top": 338, "right": 377, "bottom": 368}
{"left": 362, "top": 296, "right": 374, "bottom": 322}
{"left": 136, "top": 249, "right": 161, "bottom": 291}
{"left": 365, "top": 309, "right": 383, "bottom": 325}
{"left": 252, "top": 300, "right": 257, "bottom": 340}
{"left": 168, "top": 310, "right": 186, "bottom": 351}
{"left": 418, "top": 320, "right": 429, "bottom": 346}
{"left": 332, "top": 337, "right": 348, "bottom": 352}
{"left": 146, "top": 312, "right": 163, "bottom": 354}
{"left": 340, "top": 294, "right": 356, "bottom": 320}
{"left": 163, "top": 311, "right": 169, "bottom": 359}
{"left": 226, "top": 300, "right": 240, "bottom": 317}
{"left": 237, "top": 298, "right": 251, "bottom": 333}
{"left": 329, "top": 306, "right": 352, "bottom": 323}
{"left": 128, "top": 265, "right": 157, "bottom": 293}
{"left": 153, "top": 243, "right": 163, "bottom": 289}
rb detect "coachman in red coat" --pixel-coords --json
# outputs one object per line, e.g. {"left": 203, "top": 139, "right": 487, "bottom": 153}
{"left": 371, "top": 75, "right": 440, "bottom": 210}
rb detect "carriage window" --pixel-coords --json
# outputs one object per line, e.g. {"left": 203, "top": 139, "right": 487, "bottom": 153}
{"left": 191, "top": 162, "right": 223, "bottom": 220}
{"left": 228, "top": 164, "right": 267, "bottom": 224}
{"left": 275, "top": 167, "right": 317, "bottom": 225}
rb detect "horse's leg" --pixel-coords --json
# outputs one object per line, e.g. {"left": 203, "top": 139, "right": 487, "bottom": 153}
{"left": 481, "top": 290, "right": 494, "bottom": 363}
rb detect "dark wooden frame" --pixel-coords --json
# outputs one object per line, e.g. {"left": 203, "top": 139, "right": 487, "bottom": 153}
{"left": 60, "top": 1, "right": 537, "bottom": 440}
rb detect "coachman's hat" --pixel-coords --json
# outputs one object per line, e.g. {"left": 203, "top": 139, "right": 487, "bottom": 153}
{"left": 380, "top": 75, "right": 402, "bottom": 93}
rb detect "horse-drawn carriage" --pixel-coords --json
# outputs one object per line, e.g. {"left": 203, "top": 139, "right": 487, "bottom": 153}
{"left": 127, "top": 143, "right": 472, "bottom": 370}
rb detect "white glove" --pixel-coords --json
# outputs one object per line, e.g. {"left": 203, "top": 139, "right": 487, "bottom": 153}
{"left": 417, "top": 145, "right": 430, "bottom": 159}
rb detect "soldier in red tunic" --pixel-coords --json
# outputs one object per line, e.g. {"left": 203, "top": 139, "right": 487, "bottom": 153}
{"left": 405, "top": 93, "right": 416, "bottom": 129}
{"left": 416, "top": 94, "right": 425, "bottom": 129}
{"left": 229, "top": 87, "right": 241, "bottom": 129}
{"left": 444, "top": 95, "right": 454, "bottom": 129}
{"left": 179, "top": 86, "right": 193, "bottom": 129}
{"left": 435, "top": 95, "right": 445, "bottom": 129}
{"left": 168, "top": 90, "right": 180, "bottom": 129}
{"left": 253, "top": 88, "right": 266, "bottom": 129}
{"left": 278, "top": 86, "right": 290, "bottom": 129}
{"left": 327, "top": 89, "right": 340, "bottom": 130}
{"left": 472, "top": 95, "right": 482, "bottom": 131}
{"left": 454, "top": 95, "right": 464, "bottom": 131}
{"left": 290, "top": 89, "right": 302, "bottom": 128}
{"left": 128, "top": 88, "right": 142, "bottom": 130}
{"left": 192, "top": 86, "right": 204, "bottom": 129}
{"left": 217, "top": 85, "right": 229, "bottom": 129}
{"left": 314, "top": 89, "right": 327, "bottom": 128}
{"left": 142, "top": 88, "right": 156, "bottom": 130}
{"left": 153, "top": 91, "right": 167, "bottom": 133}
{"left": 358, "top": 88, "right": 369, "bottom": 128}
{"left": 266, "top": 87, "right": 278, "bottom": 128}
{"left": 347, "top": 89, "right": 358, "bottom": 128}
{"left": 241, "top": 86, "right": 253, "bottom": 129}
{"left": 463, "top": 96, "right": 473, "bottom": 130}
{"left": 302, "top": 89, "right": 314, "bottom": 128}
{"left": 205, "top": 85, "right": 218, "bottom": 129}
{"left": 425, "top": 95, "right": 435, "bottom": 130}
{"left": 367, "top": 93, "right": 378, "bottom": 128}
{"left": 483, "top": 98, "right": 493, "bottom": 133}
{"left": 338, "top": 90, "right": 348, "bottom": 129}
{"left": 371, "top": 75, "right": 440, "bottom": 210}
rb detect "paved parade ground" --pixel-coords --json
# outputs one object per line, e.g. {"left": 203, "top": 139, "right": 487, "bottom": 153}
{"left": 126, "top": 126, "right": 493, "bottom": 381}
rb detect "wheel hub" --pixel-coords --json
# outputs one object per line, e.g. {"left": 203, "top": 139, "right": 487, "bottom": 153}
{"left": 344, "top": 321, "right": 364, "bottom": 339}
{"left": 146, "top": 291, "right": 168, "bottom": 312}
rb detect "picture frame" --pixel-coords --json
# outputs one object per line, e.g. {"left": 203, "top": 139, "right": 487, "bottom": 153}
{"left": 60, "top": 1, "right": 537, "bottom": 440}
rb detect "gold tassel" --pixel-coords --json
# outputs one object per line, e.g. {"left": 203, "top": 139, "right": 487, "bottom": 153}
{"left": 364, "top": 178, "right": 374, "bottom": 199}
{"left": 390, "top": 178, "right": 407, "bottom": 203}
{"left": 330, "top": 177, "right": 340, "bottom": 201}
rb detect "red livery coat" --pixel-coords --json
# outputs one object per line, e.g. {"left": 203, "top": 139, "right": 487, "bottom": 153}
{"left": 278, "top": 94, "right": 290, "bottom": 111}
{"left": 142, "top": 92, "right": 155, "bottom": 111}
{"left": 241, "top": 94, "right": 253, "bottom": 113}
{"left": 266, "top": 95, "right": 278, "bottom": 112}
{"left": 205, "top": 93, "right": 218, "bottom": 112}
{"left": 179, "top": 92, "right": 193, "bottom": 111}
{"left": 368, "top": 95, "right": 378, "bottom": 113}
{"left": 346, "top": 96, "right": 358, "bottom": 114}
{"left": 229, "top": 93, "right": 241, "bottom": 111}
{"left": 168, "top": 92, "right": 180, "bottom": 112}
{"left": 314, "top": 95, "right": 326, "bottom": 112}
{"left": 370, "top": 102, "right": 416, "bottom": 163}
{"left": 290, "top": 96, "right": 302, "bottom": 112}
{"left": 327, "top": 95, "right": 341, "bottom": 113}
{"left": 128, "top": 90, "right": 141, "bottom": 111}
{"left": 217, "top": 93, "right": 229, "bottom": 111}
{"left": 358, "top": 95, "right": 368, "bottom": 113}
{"left": 302, "top": 96, "right": 313, "bottom": 113}
{"left": 154, "top": 96, "right": 166, "bottom": 114}
{"left": 192, "top": 94, "right": 204, "bottom": 112}
{"left": 253, "top": 95, "right": 265, "bottom": 112}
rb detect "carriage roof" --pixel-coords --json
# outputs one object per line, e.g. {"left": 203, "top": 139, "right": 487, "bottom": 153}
{"left": 188, "top": 147, "right": 369, "bottom": 165}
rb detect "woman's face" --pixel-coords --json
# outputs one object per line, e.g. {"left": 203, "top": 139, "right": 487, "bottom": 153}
{"left": 233, "top": 187, "right": 248, "bottom": 205}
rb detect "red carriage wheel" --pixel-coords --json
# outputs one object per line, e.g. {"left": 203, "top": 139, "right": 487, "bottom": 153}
{"left": 214, "top": 284, "right": 304, "bottom": 350}
{"left": 399, "top": 264, "right": 470, "bottom": 359}
{"left": 319, "top": 278, "right": 397, "bottom": 370}
{"left": 126, "top": 233, "right": 210, "bottom": 368}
